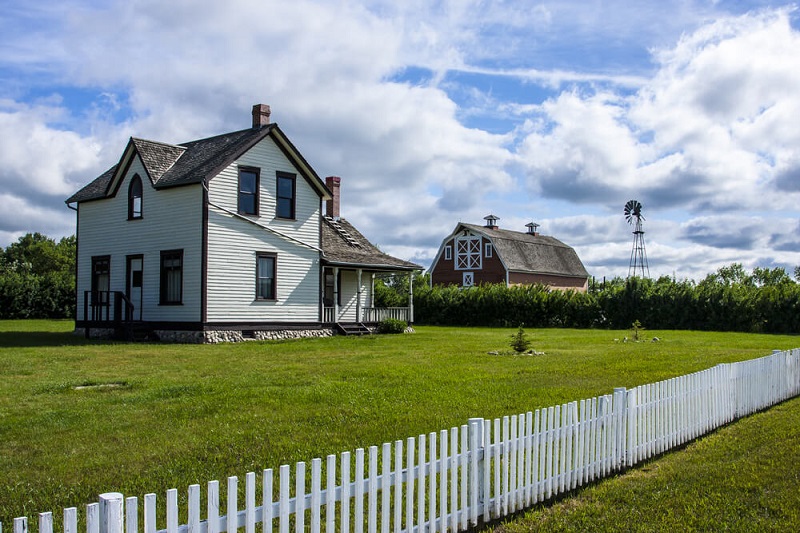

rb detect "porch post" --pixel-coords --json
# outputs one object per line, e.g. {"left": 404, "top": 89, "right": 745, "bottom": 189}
{"left": 408, "top": 270, "right": 415, "bottom": 324}
{"left": 370, "top": 273, "right": 375, "bottom": 308}
{"left": 356, "top": 268, "right": 363, "bottom": 323}
{"left": 333, "top": 267, "right": 339, "bottom": 322}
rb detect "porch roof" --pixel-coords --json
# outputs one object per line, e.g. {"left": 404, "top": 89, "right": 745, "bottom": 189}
{"left": 321, "top": 216, "right": 422, "bottom": 272}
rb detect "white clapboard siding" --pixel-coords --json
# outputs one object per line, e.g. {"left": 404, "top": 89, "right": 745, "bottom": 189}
{"left": 76, "top": 157, "right": 204, "bottom": 322}
{"left": 6, "top": 349, "right": 800, "bottom": 533}
{"left": 205, "top": 137, "right": 322, "bottom": 323}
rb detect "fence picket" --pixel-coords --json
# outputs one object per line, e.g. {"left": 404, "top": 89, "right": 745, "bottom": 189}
{"left": 354, "top": 451, "right": 363, "bottom": 533}
{"left": 326, "top": 456, "right": 336, "bottom": 533}
{"left": 393, "top": 443, "right": 402, "bottom": 533}
{"left": 39, "top": 513, "right": 52, "bottom": 533}
{"left": 341, "top": 452, "right": 351, "bottom": 533}
{"left": 263, "top": 469, "right": 273, "bottom": 533}
{"left": 405, "top": 438, "right": 414, "bottom": 532}
{"left": 296, "top": 463, "right": 306, "bottom": 533}
{"left": 381, "top": 444, "right": 390, "bottom": 533}
{"left": 311, "top": 459, "right": 321, "bottom": 533}
{"left": 450, "top": 427, "right": 459, "bottom": 531}
{"left": 64, "top": 508, "right": 78, "bottom": 533}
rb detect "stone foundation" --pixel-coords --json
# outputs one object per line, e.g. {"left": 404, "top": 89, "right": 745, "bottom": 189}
{"left": 202, "top": 328, "right": 335, "bottom": 344}
{"left": 73, "top": 327, "right": 115, "bottom": 340}
{"left": 75, "top": 326, "right": 341, "bottom": 343}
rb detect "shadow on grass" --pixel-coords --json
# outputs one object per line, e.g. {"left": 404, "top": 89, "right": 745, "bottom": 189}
{"left": 0, "top": 331, "right": 97, "bottom": 347}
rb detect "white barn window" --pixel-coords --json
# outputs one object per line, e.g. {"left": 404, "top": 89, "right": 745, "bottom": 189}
{"left": 456, "top": 235, "right": 481, "bottom": 270}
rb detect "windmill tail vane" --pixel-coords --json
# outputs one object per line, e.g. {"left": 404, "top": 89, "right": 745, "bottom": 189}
{"left": 625, "top": 199, "right": 650, "bottom": 278}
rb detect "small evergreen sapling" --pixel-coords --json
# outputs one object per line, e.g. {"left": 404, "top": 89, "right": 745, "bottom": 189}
{"left": 631, "top": 320, "right": 644, "bottom": 341}
{"left": 510, "top": 325, "right": 531, "bottom": 353}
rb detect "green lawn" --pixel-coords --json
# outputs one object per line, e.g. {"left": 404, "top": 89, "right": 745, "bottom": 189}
{"left": 1, "top": 320, "right": 798, "bottom": 530}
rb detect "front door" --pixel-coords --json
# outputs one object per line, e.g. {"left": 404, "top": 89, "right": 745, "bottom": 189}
{"left": 126, "top": 255, "right": 143, "bottom": 321}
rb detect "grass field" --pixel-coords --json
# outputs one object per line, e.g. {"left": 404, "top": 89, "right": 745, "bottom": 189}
{"left": 1, "top": 320, "right": 798, "bottom": 530}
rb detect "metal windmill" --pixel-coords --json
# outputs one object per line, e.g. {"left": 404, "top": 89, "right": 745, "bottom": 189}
{"left": 625, "top": 199, "right": 650, "bottom": 278}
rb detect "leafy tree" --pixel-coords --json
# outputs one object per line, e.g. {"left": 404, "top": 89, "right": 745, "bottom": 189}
{"left": 752, "top": 266, "right": 792, "bottom": 287}
{"left": 0, "top": 233, "right": 76, "bottom": 319}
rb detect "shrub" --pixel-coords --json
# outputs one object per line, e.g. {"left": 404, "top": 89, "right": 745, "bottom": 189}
{"left": 376, "top": 318, "right": 407, "bottom": 334}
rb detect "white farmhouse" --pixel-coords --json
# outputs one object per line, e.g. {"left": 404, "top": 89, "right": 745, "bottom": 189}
{"left": 66, "top": 105, "right": 421, "bottom": 342}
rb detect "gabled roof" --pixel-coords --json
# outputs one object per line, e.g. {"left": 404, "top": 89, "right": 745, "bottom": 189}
{"left": 456, "top": 223, "right": 589, "bottom": 279}
{"left": 66, "top": 124, "right": 330, "bottom": 204}
{"left": 322, "top": 216, "right": 422, "bottom": 271}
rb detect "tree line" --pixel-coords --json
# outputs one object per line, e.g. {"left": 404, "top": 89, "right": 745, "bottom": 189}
{"left": 0, "top": 233, "right": 76, "bottom": 319}
{"left": 2, "top": 231, "right": 799, "bottom": 333}
{"left": 377, "top": 263, "right": 800, "bottom": 334}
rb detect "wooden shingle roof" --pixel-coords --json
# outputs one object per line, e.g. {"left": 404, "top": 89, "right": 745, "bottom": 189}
{"left": 67, "top": 124, "right": 328, "bottom": 203}
{"left": 322, "top": 217, "right": 421, "bottom": 271}
{"left": 459, "top": 223, "right": 589, "bottom": 279}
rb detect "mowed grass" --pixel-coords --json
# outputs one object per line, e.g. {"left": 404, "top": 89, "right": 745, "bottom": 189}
{"left": 1, "top": 320, "right": 798, "bottom": 529}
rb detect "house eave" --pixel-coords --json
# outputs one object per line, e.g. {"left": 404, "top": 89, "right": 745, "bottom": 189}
{"left": 322, "top": 258, "right": 422, "bottom": 271}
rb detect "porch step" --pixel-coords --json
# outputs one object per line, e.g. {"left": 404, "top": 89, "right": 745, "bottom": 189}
{"left": 335, "top": 322, "right": 372, "bottom": 336}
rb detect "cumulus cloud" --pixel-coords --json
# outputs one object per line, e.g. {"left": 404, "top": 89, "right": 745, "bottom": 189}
{"left": 516, "top": 8, "right": 800, "bottom": 214}
{"left": 1, "top": 1, "right": 798, "bottom": 281}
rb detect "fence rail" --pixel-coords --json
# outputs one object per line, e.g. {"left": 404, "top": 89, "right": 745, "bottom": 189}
{"left": 5, "top": 349, "right": 799, "bottom": 533}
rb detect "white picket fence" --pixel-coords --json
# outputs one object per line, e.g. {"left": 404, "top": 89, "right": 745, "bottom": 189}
{"left": 5, "top": 348, "right": 800, "bottom": 533}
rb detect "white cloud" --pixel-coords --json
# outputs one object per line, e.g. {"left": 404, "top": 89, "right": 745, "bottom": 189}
{"left": 1, "top": 0, "right": 798, "bottom": 281}
{"left": 0, "top": 101, "right": 102, "bottom": 196}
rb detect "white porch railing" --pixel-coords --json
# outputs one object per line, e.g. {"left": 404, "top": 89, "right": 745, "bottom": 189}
{"left": 362, "top": 307, "right": 411, "bottom": 323}
{"left": 323, "top": 307, "right": 411, "bottom": 323}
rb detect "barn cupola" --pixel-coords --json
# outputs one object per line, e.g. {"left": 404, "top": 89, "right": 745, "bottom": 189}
{"left": 526, "top": 222, "right": 540, "bottom": 236}
{"left": 483, "top": 214, "right": 500, "bottom": 230}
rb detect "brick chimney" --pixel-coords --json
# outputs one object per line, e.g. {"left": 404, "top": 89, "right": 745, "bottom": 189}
{"left": 483, "top": 214, "right": 500, "bottom": 230}
{"left": 252, "top": 104, "right": 271, "bottom": 129}
{"left": 325, "top": 176, "right": 341, "bottom": 218}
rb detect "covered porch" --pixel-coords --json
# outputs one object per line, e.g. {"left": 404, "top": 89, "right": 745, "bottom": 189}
{"left": 321, "top": 266, "right": 417, "bottom": 325}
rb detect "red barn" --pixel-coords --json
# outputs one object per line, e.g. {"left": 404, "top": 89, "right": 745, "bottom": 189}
{"left": 429, "top": 215, "right": 589, "bottom": 292}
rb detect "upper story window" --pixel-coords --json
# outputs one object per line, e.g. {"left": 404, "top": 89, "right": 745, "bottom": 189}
{"left": 160, "top": 249, "right": 183, "bottom": 305}
{"left": 485, "top": 242, "right": 493, "bottom": 258}
{"left": 444, "top": 245, "right": 452, "bottom": 261}
{"left": 238, "top": 167, "right": 259, "bottom": 215}
{"left": 128, "top": 174, "right": 143, "bottom": 219}
{"left": 276, "top": 172, "right": 296, "bottom": 219}
{"left": 455, "top": 235, "right": 482, "bottom": 270}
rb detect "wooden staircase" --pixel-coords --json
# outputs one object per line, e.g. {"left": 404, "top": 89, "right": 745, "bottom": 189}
{"left": 335, "top": 322, "right": 371, "bottom": 336}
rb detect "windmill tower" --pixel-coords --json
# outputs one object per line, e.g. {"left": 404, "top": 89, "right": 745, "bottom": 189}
{"left": 625, "top": 199, "right": 650, "bottom": 278}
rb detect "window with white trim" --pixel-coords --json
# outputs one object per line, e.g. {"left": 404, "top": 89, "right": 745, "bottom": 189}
{"left": 444, "top": 245, "right": 452, "bottom": 261}
{"left": 455, "top": 235, "right": 481, "bottom": 270}
{"left": 485, "top": 242, "right": 492, "bottom": 258}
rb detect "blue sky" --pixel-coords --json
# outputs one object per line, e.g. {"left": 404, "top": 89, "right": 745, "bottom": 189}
{"left": 1, "top": 0, "right": 799, "bottom": 280}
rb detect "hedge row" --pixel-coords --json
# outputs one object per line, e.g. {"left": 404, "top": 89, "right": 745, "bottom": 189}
{"left": 410, "top": 276, "right": 800, "bottom": 334}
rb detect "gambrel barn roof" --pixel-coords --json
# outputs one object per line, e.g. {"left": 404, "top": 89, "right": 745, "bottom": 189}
{"left": 451, "top": 222, "right": 588, "bottom": 279}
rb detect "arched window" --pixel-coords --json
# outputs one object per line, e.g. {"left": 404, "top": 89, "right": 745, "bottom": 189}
{"left": 128, "top": 174, "right": 143, "bottom": 219}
